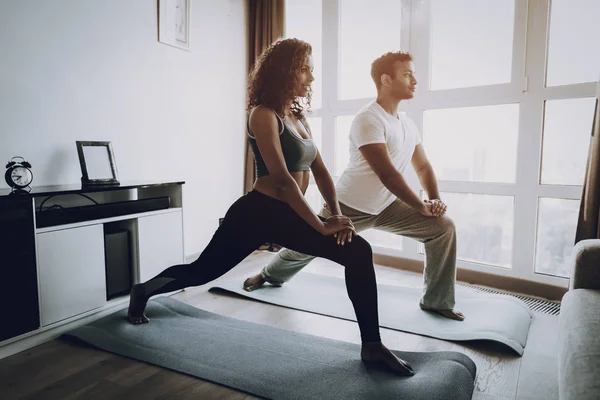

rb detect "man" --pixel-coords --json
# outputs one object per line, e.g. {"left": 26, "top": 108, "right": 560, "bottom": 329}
{"left": 243, "top": 51, "right": 464, "bottom": 321}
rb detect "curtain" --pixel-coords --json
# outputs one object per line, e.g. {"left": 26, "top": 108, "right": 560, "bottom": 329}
{"left": 575, "top": 76, "right": 600, "bottom": 242}
{"left": 244, "top": 0, "right": 285, "bottom": 194}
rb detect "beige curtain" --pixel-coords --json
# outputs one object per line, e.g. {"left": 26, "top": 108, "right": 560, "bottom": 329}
{"left": 575, "top": 77, "right": 600, "bottom": 242}
{"left": 244, "top": 0, "right": 285, "bottom": 194}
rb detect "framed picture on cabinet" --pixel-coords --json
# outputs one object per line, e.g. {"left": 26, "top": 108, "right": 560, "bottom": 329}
{"left": 76, "top": 141, "right": 120, "bottom": 186}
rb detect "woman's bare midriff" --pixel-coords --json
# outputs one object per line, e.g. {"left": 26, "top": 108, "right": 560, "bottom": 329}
{"left": 252, "top": 170, "right": 310, "bottom": 200}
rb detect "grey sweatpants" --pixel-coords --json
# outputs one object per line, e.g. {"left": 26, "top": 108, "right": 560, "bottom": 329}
{"left": 261, "top": 200, "right": 458, "bottom": 310}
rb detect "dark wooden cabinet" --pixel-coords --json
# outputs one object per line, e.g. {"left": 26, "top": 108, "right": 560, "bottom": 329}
{"left": 0, "top": 196, "right": 40, "bottom": 342}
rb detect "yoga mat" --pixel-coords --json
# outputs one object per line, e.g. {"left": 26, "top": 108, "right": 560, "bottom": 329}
{"left": 211, "top": 272, "right": 533, "bottom": 355}
{"left": 64, "top": 296, "right": 476, "bottom": 400}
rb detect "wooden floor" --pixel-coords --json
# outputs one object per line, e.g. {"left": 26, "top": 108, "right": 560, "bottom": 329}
{"left": 0, "top": 252, "right": 559, "bottom": 400}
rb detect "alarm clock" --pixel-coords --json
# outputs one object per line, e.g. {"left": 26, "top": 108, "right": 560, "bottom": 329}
{"left": 5, "top": 156, "right": 33, "bottom": 190}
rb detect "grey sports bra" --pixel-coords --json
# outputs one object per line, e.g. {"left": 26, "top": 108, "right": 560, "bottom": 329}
{"left": 247, "top": 110, "right": 317, "bottom": 177}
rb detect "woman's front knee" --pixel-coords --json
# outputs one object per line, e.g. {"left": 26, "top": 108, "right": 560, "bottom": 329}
{"left": 348, "top": 235, "right": 374, "bottom": 260}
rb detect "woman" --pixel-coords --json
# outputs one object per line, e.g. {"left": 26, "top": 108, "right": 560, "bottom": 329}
{"left": 126, "top": 38, "right": 414, "bottom": 376}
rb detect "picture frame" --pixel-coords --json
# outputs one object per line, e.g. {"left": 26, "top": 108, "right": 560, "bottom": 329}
{"left": 76, "top": 141, "right": 120, "bottom": 186}
{"left": 158, "top": 0, "right": 191, "bottom": 51}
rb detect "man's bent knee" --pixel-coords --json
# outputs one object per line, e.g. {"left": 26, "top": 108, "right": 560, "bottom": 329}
{"left": 435, "top": 215, "right": 455, "bottom": 235}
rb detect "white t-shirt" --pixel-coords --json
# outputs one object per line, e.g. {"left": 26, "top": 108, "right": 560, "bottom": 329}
{"left": 335, "top": 100, "right": 422, "bottom": 215}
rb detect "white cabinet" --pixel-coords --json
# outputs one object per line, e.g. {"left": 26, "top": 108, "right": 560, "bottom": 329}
{"left": 37, "top": 224, "right": 107, "bottom": 326}
{"left": 137, "top": 211, "right": 184, "bottom": 283}
{"left": 0, "top": 183, "right": 187, "bottom": 359}
{"left": 34, "top": 210, "right": 184, "bottom": 328}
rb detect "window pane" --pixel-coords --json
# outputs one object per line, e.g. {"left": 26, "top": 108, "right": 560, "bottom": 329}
{"left": 540, "top": 98, "right": 596, "bottom": 185}
{"left": 546, "top": 0, "right": 600, "bottom": 86}
{"left": 535, "top": 198, "right": 578, "bottom": 278}
{"left": 286, "top": 0, "right": 322, "bottom": 109}
{"left": 423, "top": 105, "right": 519, "bottom": 183}
{"left": 304, "top": 183, "right": 323, "bottom": 212}
{"left": 335, "top": 116, "right": 354, "bottom": 176}
{"left": 430, "top": 0, "right": 514, "bottom": 90}
{"left": 361, "top": 229, "right": 402, "bottom": 251}
{"left": 340, "top": 0, "right": 402, "bottom": 100}
{"left": 422, "top": 193, "right": 514, "bottom": 267}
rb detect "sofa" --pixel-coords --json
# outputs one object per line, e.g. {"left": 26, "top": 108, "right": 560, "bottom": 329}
{"left": 558, "top": 239, "right": 600, "bottom": 400}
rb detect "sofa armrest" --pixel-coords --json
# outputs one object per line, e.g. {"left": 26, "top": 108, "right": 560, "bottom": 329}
{"left": 571, "top": 239, "right": 600, "bottom": 290}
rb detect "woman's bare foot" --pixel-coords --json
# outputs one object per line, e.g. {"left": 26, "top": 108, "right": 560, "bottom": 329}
{"left": 419, "top": 303, "right": 465, "bottom": 321}
{"left": 127, "top": 284, "right": 149, "bottom": 324}
{"left": 243, "top": 274, "right": 266, "bottom": 292}
{"left": 361, "top": 341, "right": 414, "bottom": 376}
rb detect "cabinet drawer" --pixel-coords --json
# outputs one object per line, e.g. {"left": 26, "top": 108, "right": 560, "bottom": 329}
{"left": 37, "top": 224, "right": 107, "bottom": 326}
{"left": 138, "top": 211, "right": 184, "bottom": 283}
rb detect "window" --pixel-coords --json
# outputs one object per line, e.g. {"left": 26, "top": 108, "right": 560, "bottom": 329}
{"left": 540, "top": 97, "right": 596, "bottom": 185}
{"left": 546, "top": 0, "right": 600, "bottom": 87}
{"left": 440, "top": 192, "right": 514, "bottom": 267}
{"left": 339, "top": 0, "right": 402, "bottom": 99}
{"left": 285, "top": 0, "right": 597, "bottom": 287}
{"left": 423, "top": 104, "right": 519, "bottom": 183}
{"left": 285, "top": 0, "right": 322, "bottom": 109}
{"left": 430, "top": 0, "right": 515, "bottom": 90}
{"left": 535, "top": 198, "right": 579, "bottom": 277}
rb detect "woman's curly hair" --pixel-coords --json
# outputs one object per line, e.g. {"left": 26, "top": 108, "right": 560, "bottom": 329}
{"left": 247, "top": 38, "right": 312, "bottom": 119}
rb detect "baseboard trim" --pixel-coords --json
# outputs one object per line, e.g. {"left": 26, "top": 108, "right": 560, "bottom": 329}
{"left": 189, "top": 251, "right": 568, "bottom": 301}
{"left": 373, "top": 253, "right": 568, "bottom": 302}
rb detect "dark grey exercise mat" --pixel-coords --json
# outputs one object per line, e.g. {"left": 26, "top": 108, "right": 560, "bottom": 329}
{"left": 63, "top": 296, "right": 476, "bottom": 400}
{"left": 211, "top": 272, "right": 533, "bottom": 355}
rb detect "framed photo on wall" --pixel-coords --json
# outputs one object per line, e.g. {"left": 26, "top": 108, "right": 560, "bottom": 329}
{"left": 76, "top": 141, "right": 120, "bottom": 186}
{"left": 158, "top": 0, "right": 191, "bottom": 51}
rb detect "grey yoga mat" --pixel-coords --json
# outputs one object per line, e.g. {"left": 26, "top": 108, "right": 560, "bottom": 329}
{"left": 210, "top": 272, "right": 533, "bottom": 355}
{"left": 63, "top": 297, "right": 476, "bottom": 400}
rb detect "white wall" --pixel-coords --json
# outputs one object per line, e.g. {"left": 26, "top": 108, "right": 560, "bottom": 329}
{"left": 0, "top": 0, "right": 248, "bottom": 256}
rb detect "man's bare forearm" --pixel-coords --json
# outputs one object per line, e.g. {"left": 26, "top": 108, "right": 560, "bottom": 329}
{"left": 382, "top": 173, "right": 425, "bottom": 210}
{"left": 417, "top": 167, "right": 440, "bottom": 200}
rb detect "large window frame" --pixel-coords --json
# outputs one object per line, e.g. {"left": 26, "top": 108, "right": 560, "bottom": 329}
{"left": 288, "top": 0, "right": 597, "bottom": 289}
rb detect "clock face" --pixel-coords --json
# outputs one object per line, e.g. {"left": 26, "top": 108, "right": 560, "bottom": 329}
{"left": 11, "top": 166, "right": 33, "bottom": 188}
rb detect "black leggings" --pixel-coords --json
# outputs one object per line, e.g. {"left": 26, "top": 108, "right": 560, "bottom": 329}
{"left": 141, "top": 190, "right": 381, "bottom": 342}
